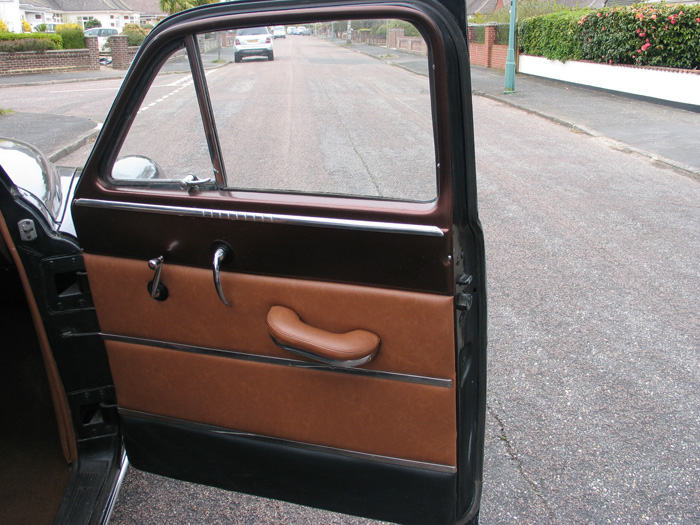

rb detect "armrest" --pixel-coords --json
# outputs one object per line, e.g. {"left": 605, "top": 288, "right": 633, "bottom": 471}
{"left": 267, "top": 305, "right": 380, "bottom": 367}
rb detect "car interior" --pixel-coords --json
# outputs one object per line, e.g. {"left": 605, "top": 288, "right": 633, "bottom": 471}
{"left": 0, "top": 231, "right": 71, "bottom": 524}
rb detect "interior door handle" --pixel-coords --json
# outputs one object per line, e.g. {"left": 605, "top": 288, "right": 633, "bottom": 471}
{"left": 267, "top": 306, "right": 380, "bottom": 367}
{"left": 212, "top": 243, "right": 233, "bottom": 306}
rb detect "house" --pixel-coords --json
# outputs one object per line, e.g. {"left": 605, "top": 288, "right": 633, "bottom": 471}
{"left": 1, "top": 0, "right": 167, "bottom": 33}
{"left": 22, "top": 0, "right": 140, "bottom": 31}
{"left": 124, "top": 0, "right": 167, "bottom": 26}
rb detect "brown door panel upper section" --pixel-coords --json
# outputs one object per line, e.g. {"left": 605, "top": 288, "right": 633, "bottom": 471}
{"left": 84, "top": 254, "right": 456, "bottom": 380}
{"left": 73, "top": 206, "right": 452, "bottom": 294}
{"left": 108, "top": 340, "right": 457, "bottom": 466}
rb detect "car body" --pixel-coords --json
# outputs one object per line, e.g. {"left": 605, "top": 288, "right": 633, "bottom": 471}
{"left": 233, "top": 26, "right": 274, "bottom": 62}
{"left": 84, "top": 27, "right": 119, "bottom": 51}
{"left": 272, "top": 25, "right": 286, "bottom": 38}
{"left": 0, "top": 0, "right": 486, "bottom": 523}
{"left": 297, "top": 25, "right": 310, "bottom": 35}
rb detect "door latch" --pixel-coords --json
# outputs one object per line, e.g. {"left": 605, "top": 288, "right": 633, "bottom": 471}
{"left": 147, "top": 255, "right": 168, "bottom": 301}
{"left": 179, "top": 174, "right": 212, "bottom": 192}
{"left": 18, "top": 219, "right": 37, "bottom": 241}
{"left": 455, "top": 273, "right": 473, "bottom": 311}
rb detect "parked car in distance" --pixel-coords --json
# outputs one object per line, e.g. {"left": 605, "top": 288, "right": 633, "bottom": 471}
{"left": 273, "top": 25, "right": 286, "bottom": 38}
{"left": 298, "top": 25, "right": 310, "bottom": 35}
{"left": 84, "top": 27, "right": 119, "bottom": 51}
{"left": 233, "top": 26, "right": 274, "bottom": 62}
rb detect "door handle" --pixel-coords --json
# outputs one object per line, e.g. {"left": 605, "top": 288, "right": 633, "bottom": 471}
{"left": 212, "top": 243, "right": 233, "bottom": 306}
{"left": 267, "top": 306, "right": 380, "bottom": 367}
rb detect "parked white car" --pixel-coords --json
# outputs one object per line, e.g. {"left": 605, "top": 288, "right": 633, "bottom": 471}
{"left": 84, "top": 27, "right": 118, "bottom": 51}
{"left": 233, "top": 26, "right": 274, "bottom": 62}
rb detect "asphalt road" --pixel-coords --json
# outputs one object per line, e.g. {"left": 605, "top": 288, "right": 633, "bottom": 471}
{"left": 108, "top": 94, "right": 700, "bottom": 523}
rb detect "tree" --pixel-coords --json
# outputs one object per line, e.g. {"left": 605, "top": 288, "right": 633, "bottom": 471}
{"left": 159, "top": 0, "right": 216, "bottom": 16}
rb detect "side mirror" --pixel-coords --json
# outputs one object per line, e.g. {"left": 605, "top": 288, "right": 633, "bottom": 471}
{"left": 111, "top": 156, "right": 160, "bottom": 180}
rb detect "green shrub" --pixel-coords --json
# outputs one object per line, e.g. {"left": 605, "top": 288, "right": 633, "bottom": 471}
{"left": 0, "top": 38, "right": 58, "bottom": 52}
{"left": 518, "top": 10, "right": 587, "bottom": 60}
{"left": 56, "top": 23, "right": 85, "bottom": 49}
{"left": 0, "top": 32, "right": 63, "bottom": 49}
{"left": 519, "top": 3, "right": 700, "bottom": 69}
{"left": 84, "top": 19, "right": 101, "bottom": 29}
{"left": 34, "top": 23, "right": 48, "bottom": 32}
{"left": 122, "top": 23, "right": 148, "bottom": 46}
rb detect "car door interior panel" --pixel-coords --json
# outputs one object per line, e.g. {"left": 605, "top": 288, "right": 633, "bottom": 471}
{"left": 0, "top": 0, "right": 486, "bottom": 523}
{"left": 83, "top": 254, "right": 456, "bottom": 379}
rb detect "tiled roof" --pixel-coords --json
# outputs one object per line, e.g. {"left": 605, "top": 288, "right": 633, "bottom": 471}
{"left": 124, "top": 0, "right": 167, "bottom": 16}
{"left": 35, "top": 0, "right": 137, "bottom": 12}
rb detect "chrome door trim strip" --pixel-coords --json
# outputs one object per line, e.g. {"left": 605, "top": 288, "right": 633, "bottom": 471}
{"left": 73, "top": 198, "right": 444, "bottom": 237}
{"left": 103, "top": 333, "right": 453, "bottom": 388}
{"left": 120, "top": 408, "right": 457, "bottom": 474}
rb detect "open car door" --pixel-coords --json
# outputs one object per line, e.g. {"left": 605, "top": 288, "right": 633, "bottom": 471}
{"left": 71, "top": 0, "right": 486, "bottom": 523}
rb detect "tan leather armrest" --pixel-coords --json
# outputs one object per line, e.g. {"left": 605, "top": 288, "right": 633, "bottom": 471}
{"left": 267, "top": 305, "right": 380, "bottom": 367}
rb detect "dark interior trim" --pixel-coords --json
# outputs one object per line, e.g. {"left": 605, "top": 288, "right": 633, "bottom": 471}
{"left": 74, "top": 198, "right": 445, "bottom": 237}
{"left": 121, "top": 411, "right": 458, "bottom": 524}
{"left": 121, "top": 408, "right": 456, "bottom": 474}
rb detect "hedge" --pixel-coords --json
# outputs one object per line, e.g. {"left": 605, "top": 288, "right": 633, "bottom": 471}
{"left": 0, "top": 38, "right": 59, "bottom": 52}
{"left": 0, "top": 31, "right": 63, "bottom": 49}
{"left": 518, "top": 3, "right": 700, "bottom": 69}
{"left": 56, "top": 24, "right": 85, "bottom": 49}
{"left": 518, "top": 10, "right": 588, "bottom": 61}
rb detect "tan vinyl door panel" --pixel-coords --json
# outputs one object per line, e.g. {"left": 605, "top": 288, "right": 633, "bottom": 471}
{"left": 84, "top": 254, "right": 457, "bottom": 466}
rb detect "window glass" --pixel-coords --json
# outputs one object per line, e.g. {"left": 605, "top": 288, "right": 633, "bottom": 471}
{"left": 208, "top": 20, "right": 437, "bottom": 202}
{"left": 112, "top": 44, "right": 214, "bottom": 182}
{"left": 112, "top": 21, "right": 437, "bottom": 202}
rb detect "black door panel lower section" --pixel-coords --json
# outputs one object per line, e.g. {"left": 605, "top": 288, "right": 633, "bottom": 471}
{"left": 121, "top": 413, "right": 457, "bottom": 525}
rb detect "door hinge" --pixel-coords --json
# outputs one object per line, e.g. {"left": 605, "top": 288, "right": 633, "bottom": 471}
{"left": 455, "top": 273, "right": 473, "bottom": 311}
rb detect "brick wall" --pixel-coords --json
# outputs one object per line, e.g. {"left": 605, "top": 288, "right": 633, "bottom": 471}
{"left": 111, "top": 35, "right": 139, "bottom": 70}
{"left": 0, "top": 36, "right": 100, "bottom": 76}
{"left": 468, "top": 24, "right": 510, "bottom": 70}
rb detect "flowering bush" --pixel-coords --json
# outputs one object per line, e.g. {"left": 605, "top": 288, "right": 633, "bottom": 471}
{"left": 580, "top": 3, "right": 700, "bottom": 68}
{"left": 0, "top": 19, "right": 8, "bottom": 33}
{"left": 519, "top": 3, "right": 700, "bottom": 69}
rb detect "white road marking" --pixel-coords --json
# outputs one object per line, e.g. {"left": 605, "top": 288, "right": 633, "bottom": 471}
{"left": 136, "top": 68, "right": 220, "bottom": 114}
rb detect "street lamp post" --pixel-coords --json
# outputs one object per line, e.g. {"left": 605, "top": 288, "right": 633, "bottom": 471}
{"left": 504, "top": 0, "right": 517, "bottom": 93}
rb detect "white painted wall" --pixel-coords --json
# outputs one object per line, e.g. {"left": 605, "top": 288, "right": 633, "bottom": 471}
{"left": 0, "top": 0, "right": 22, "bottom": 33}
{"left": 519, "top": 55, "right": 700, "bottom": 108}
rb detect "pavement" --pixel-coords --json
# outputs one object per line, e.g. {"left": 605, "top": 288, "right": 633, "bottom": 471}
{"left": 1, "top": 44, "right": 699, "bottom": 176}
